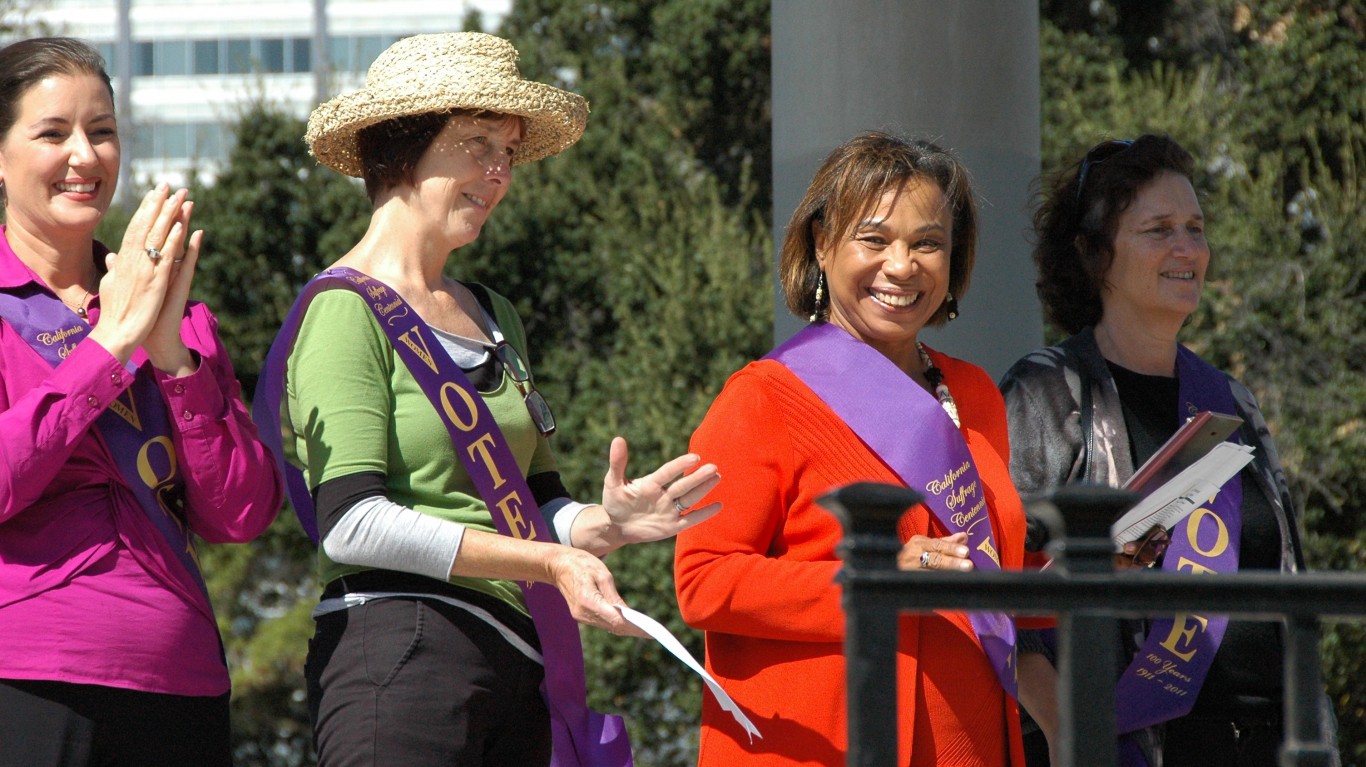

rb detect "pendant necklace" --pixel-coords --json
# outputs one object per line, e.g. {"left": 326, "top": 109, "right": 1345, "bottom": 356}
{"left": 917, "top": 341, "right": 960, "bottom": 428}
{"left": 62, "top": 287, "right": 91, "bottom": 320}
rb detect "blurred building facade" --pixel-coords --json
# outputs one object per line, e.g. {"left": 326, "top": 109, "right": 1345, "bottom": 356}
{"left": 12, "top": 0, "right": 505, "bottom": 189}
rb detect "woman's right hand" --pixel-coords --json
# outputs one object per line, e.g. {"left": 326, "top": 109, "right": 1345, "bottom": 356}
{"left": 86, "top": 184, "right": 193, "bottom": 364}
{"left": 897, "top": 531, "right": 974, "bottom": 571}
{"left": 544, "top": 545, "right": 648, "bottom": 638}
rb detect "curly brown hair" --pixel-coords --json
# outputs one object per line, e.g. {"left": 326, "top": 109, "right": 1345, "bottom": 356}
{"left": 1032, "top": 134, "right": 1196, "bottom": 334}
{"left": 779, "top": 132, "right": 977, "bottom": 325}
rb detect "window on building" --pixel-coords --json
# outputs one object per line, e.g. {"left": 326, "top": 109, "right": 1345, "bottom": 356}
{"left": 258, "top": 38, "right": 285, "bottom": 73}
{"left": 154, "top": 40, "right": 189, "bottom": 76}
{"left": 356, "top": 35, "right": 387, "bottom": 70}
{"left": 160, "top": 122, "right": 189, "bottom": 159}
{"left": 134, "top": 41, "right": 154, "bottom": 76}
{"left": 191, "top": 121, "right": 229, "bottom": 160}
{"left": 193, "top": 40, "right": 219, "bottom": 75}
{"left": 289, "top": 37, "right": 311, "bottom": 73}
{"left": 327, "top": 36, "right": 351, "bottom": 72}
{"left": 129, "top": 122, "right": 153, "bottom": 160}
{"left": 226, "top": 39, "right": 252, "bottom": 74}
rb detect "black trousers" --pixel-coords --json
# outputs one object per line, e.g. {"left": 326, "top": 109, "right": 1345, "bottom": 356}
{"left": 0, "top": 678, "right": 231, "bottom": 767}
{"left": 1163, "top": 713, "right": 1282, "bottom": 767}
{"left": 306, "top": 575, "right": 552, "bottom": 767}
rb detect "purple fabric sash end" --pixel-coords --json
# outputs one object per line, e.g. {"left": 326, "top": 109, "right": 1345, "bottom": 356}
{"left": 0, "top": 286, "right": 207, "bottom": 612}
{"left": 767, "top": 323, "right": 1018, "bottom": 697}
{"left": 1114, "top": 345, "right": 1244, "bottom": 753}
{"left": 253, "top": 268, "right": 631, "bottom": 767}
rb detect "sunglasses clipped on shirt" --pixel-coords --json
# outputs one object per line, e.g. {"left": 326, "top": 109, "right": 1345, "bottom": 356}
{"left": 486, "top": 341, "right": 556, "bottom": 437}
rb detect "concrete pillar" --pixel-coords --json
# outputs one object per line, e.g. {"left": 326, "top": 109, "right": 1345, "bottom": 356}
{"left": 772, "top": 1, "right": 1043, "bottom": 378}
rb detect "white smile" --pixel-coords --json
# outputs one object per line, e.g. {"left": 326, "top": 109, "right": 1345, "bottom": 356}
{"left": 870, "top": 288, "right": 922, "bottom": 308}
{"left": 56, "top": 181, "right": 97, "bottom": 193}
{"left": 1162, "top": 271, "right": 1196, "bottom": 280}
{"left": 465, "top": 193, "right": 489, "bottom": 209}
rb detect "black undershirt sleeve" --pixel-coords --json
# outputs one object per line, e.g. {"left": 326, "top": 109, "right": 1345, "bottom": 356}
{"left": 312, "top": 470, "right": 574, "bottom": 544}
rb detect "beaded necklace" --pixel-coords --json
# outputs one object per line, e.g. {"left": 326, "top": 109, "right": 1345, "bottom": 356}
{"left": 916, "top": 341, "right": 960, "bottom": 428}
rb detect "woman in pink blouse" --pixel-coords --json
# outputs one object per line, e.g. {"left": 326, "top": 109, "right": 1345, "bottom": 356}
{"left": 0, "top": 37, "right": 281, "bottom": 767}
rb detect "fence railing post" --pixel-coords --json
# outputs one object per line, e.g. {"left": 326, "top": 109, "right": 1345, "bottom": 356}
{"left": 1282, "top": 615, "right": 1337, "bottom": 766}
{"left": 821, "top": 482, "right": 924, "bottom": 767}
{"left": 1040, "top": 485, "right": 1138, "bottom": 767}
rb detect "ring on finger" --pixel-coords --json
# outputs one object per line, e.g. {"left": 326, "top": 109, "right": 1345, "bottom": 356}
{"left": 673, "top": 498, "right": 687, "bottom": 514}
{"left": 920, "top": 550, "right": 932, "bottom": 569}
{"left": 173, "top": 257, "right": 185, "bottom": 264}
{"left": 145, "top": 246, "right": 162, "bottom": 263}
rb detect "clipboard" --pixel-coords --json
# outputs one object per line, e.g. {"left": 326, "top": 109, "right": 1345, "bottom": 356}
{"left": 1123, "top": 411, "right": 1244, "bottom": 497}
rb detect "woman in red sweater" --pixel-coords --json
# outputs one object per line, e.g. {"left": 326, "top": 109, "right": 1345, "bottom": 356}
{"left": 675, "top": 132, "right": 1030, "bottom": 766}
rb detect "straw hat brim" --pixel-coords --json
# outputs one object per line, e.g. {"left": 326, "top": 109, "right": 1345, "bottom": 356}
{"left": 305, "top": 38, "right": 588, "bottom": 177}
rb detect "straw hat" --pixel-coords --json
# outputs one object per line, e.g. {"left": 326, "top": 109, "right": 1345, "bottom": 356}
{"left": 305, "top": 32, "right": 589, "bottom": 177}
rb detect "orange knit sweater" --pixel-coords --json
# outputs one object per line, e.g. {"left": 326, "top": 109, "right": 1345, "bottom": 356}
{"left": 675, "top": 350, "right": 1028, "bottom": 767}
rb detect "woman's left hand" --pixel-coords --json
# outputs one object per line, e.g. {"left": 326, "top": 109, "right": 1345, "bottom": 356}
{"left": 598, "top": 436, "right": 722, "bottom": 546}
{"left": 897, "top": 532, "right": 974, "bottom": 572}
{"left": 142, "top": 200, "right": 202, "bottom": 376}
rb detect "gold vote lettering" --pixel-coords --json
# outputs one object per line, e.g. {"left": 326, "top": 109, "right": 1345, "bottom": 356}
{"left": 494, "top": 490, "right": 536, "bottom": 541}
{"left": 137, "top": 436, "right": 179, "bottom": 489}
{"left": 439, "top": 382, "right": 480, "bottom": 432}
{"left": 1158, "top": 613, "right": 1210, "bottom": 662}
{"left": 398, "top": 327, "right": 439, "bottom": 373}
{"left": 1184, "top": 507, "right": 1230, "bottom": 558}
{"left": 467, "top": 433, "right": 508, "bottom": 490}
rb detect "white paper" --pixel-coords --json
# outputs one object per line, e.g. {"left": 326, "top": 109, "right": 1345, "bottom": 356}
{"left": 1111, "top": 442, "right": 1256, "bottom": 545}
{"left": 615, "top": 604, "right": 762, "bottom": 742}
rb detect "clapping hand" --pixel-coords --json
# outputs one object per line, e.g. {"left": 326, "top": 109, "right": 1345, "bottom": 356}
{"left": 88, "top": 184, "right": 202, "bottom": 375}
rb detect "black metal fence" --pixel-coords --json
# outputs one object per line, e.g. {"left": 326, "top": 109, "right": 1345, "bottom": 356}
{"left": 821, "top": 482, "right": 1366, "bottom": 767}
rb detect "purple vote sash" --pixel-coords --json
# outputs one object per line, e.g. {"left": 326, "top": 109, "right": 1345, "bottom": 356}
{"left": 1115, "top": 346, "right": 1243, "bottom": 763}
{"left": 767, "top": 322, "right": 1018, "bottom": 697}
{"left": 0, "top": 284, "right": 208, "bottom": 614}
{"left": 253, "top": 267, "right": 631, "bottom": 767}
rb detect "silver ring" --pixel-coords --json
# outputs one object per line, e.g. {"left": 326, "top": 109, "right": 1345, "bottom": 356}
{"left": 173, "top": 257, "right": 185, "bottom": 264}
{"left": 920, "top": 550, "right": 932, "bottom": 569}
{"left": 673, "top": 499, "right": 686, "bottom": 514}
{"left": 145, "top": 246, "right": 162, "bottom": 263}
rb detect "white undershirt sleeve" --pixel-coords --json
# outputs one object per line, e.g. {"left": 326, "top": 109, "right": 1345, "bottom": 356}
{"left": 322, "top": 496, "right": 465, "bottom": 581}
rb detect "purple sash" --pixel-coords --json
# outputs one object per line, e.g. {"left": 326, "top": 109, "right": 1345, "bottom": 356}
{"left": 0, "top": 285, "right": 207, "bottom": 613}
{"left": 253, "top": 267, "right": 631, "bottom": 767}
{"left": 1115, "top": 346, "right": 1243, "bottom": 757}
{"left": 767, "top": 322, "right": 1018, "bottom": 696}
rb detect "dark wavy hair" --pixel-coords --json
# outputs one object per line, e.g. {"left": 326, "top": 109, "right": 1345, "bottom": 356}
{"left": 1032, "top": 134, "right": 1196, "bottom": 334}
{"left": 779, "top": 132, "right": 977, "bottom": 325}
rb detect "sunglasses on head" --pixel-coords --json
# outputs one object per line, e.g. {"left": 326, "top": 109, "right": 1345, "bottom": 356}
{"left": 1075, "top": 138, "right": 1135, "bottom": 203}
{"left": 486, "top": 341, "right": 556, "bottom": 437}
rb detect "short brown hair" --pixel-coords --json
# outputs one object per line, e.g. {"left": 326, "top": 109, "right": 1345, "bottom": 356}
{"left": 0, "top": 37, "right": 112, "bottom": 140}
{"left": 779, "top": 132, "right": 978, "bottom": 325}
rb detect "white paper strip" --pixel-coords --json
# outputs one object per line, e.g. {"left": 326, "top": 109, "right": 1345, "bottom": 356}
{"left": 615, "top": 604, "right": 762, "bottom": 742}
